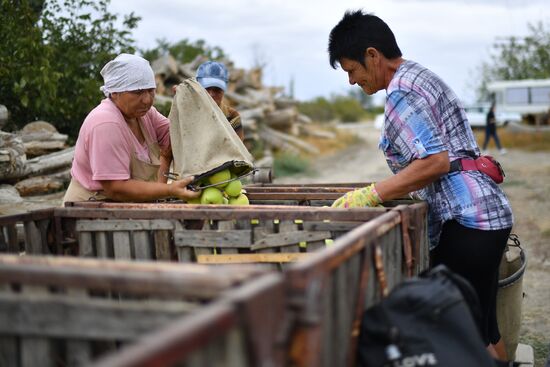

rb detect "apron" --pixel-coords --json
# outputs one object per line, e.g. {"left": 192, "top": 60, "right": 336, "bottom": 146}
{"left": 63, "top": 119, "right": 161, "bottom": 204}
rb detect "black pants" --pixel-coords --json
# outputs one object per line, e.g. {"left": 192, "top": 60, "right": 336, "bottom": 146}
{"left": 431, "top": 220, "right": 511, "bottom": 345}
{"left": 483, "top": 124, "right": 502, "bottom": 150}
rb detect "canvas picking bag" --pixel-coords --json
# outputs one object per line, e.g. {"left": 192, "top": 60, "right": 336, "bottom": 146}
{"left": 168, "top": 78, "right": 254, "bottom": 183}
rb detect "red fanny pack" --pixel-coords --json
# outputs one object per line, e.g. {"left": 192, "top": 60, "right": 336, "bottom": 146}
{"left": 449, "top": 155, "right": 505, "bottom": 184}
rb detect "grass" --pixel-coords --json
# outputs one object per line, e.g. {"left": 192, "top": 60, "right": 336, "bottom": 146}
{"left": 300, "top": 124, "right": 362, "bottom": 156}
{"left": 473, "top": 129, "right": 550, "bottom": 151}
{"left": 519, "top": 333, "right": 549, "bottom": 366}
{"left": 273, "top": 152, "right": 311, "bottom": 177}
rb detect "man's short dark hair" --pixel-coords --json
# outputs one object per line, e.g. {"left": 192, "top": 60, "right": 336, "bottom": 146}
{"left": 328, "top": 10, "right": 402, "bottom": 69}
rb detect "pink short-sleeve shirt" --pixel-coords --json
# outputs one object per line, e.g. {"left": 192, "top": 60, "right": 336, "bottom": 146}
{"left": 71, "top": 98, "right": 170, "bottom": 191}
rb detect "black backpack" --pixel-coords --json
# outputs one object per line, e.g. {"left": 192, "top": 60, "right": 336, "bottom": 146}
{"left": 357, "top": 265, "right": 508, "bottom": 367}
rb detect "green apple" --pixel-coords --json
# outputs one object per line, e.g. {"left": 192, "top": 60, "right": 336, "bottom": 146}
{"left": 200, "top": 187, "right": 224, "bottom": 204}
{"left": 228, "top": 193, "right": 249, "bottom": 205}
{"left": 208, "top": 169, "right": 231, "bottom": 188}
{"left": 222, "top": 197, "right": 229, "bottom": 205}
{"left": 224, "top": 179, "right": 242, "bottom": 197}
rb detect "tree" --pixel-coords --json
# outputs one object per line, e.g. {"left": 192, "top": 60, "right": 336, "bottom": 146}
{"left": 0, "top": 0, "right": 140, "bottom": 139}
{"left": 141, "top": 38, "right": 226, "bottom": 65}
{"left": 476, "top": 21, "right": 550, "bottom": 100}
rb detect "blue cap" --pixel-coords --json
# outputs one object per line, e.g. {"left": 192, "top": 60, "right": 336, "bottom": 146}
{"left": 196, "top": 61, "right": 228, "bottom": 92}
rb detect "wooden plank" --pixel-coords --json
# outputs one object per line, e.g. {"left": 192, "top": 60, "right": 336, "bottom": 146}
{"left": 20, "top": 285, "right": 53, "bottom": 367}
{"left": 251, "top": 230, "right": 330, "bottom": 251}
{"left": 153, "top": 230, "right": 173, "bottom": 261}
{"left": 24, "top": 220, "right": 43, "bottom": 255}
{"left": 65, "top": 288, "right": 93, "bottom": 366}
{"left": 196, "top": 253, "right": 311, "bottom": 264}
{"left": 133, "top": 231, "right": 153, "bottom": 260}
{"left": 217, "top": 221, "right": 238, "bottom": 255}
{"left": 192, "top": 220, "right": 215, "bottom": 262}
{"left": 113, "top": 232, "right": 132, "bottom": 260}
{"left": 253, "top": 220, "right": 279, "bottom": 270}
{"left": 278, "top": 221, "right": 300, "bottom": 271}
{"left": 174, "top": 221, "right": 192, "bottom": 262}
{"left": 174, "top": 230, "right": 252, "bottom": 247}
{"left": 0, "top": 293, "right": 196, "bottom": 340}
{"left": 76, "top": 219, "right": 174, "bottom": 232}
{"left": 78, "top": 232, "right": 95, "bottom": 257}
{"left": 95, "top": 231, "right": 111, "bottom": 258}
{"left": 6, "top": 224, "right": 19, "bottom": 253}
{"left": 302, "top": 221, "right": 360, "bottom": 232}
{"left": 321, "top": 275, "right": 333, "bottom": 367}
{"left": 0, "top": 337, "right": 17, "bottom": 367}
{"left": 0, "top": 254, "right": 264, "bottom": 299}
{"left": 334, "top": 263, "right": 348, "bottom": 365}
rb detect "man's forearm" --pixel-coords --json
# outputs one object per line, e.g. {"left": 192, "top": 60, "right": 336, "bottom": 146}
{"left": 376, "top": 151, "right": 450, "bottom": 201}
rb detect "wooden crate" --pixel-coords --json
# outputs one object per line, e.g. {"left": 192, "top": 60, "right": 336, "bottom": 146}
{"left": 0, "top": 254, "right": 286, "bottom": 367}
{"left": 0, "top": 206, "right": 388, "bottom": 268}
{"left": 0, "top": 203, "right": 429, "bottom": 367}
{"left": 73, "top": 208, "right": 427, "bottom": 367}
{"left": 244, "top": 182, "right": 417, "bottom": 207}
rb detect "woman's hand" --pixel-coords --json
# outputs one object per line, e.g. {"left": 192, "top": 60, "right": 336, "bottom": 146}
{"left": 169, "top": 176, "right": 202, "bottom": 201}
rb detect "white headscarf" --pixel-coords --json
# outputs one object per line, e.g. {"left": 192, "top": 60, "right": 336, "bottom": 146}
{"left": 99, "top": 54, "right": 156, "bottom": 97}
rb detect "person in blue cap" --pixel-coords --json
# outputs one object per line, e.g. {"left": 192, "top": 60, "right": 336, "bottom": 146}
{"left": 196, "top": 61, "right": 244, "bottom": 141}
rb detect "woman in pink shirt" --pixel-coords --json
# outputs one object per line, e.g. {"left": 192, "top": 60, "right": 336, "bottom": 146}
{"left": 63, "top": 54, "right": 200, "bottom": 203}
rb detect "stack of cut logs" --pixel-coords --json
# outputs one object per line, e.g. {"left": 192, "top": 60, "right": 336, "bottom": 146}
{"left": 0, "top": 53, "right": 334, "bottom": 199}
{"left": 152, "top": 53, "right": 326, "bottom": 158}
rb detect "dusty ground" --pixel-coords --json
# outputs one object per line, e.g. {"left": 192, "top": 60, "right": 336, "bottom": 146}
{"left": 275, "top": 122, "right": 550, "bottom": 365}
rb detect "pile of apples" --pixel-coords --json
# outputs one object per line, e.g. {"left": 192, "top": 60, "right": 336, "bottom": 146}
{"left": 187, "top": 169, "right": 249, "bottom": 205}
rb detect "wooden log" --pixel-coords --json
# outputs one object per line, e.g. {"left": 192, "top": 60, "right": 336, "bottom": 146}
{"left": 0, "top": 146, "right": 74, "bottom": 182}
{"left": 14, "top": 170, "right": 69, "bottom": 196}
{"left": 265, "top": 107, "right": 298, "bottom": 129}
{"left": 0, "top": 131, "right": 27, "bottom": 181}
{"left": 274, "top": 97, "right": 297, "bottom": 109}
{"left": 298, "top": 125, "right": 336, "bottom": 139}
{"left": 260, "top": 126, "right": 320, "bottom": 155}
{"left": 18, "top": 131, "right": 68, "bottom": 143}
{"left": 224, "top": 91, "right": 264, "bottom": 109}
{"left": 239, "top": 107, "right": 267, "bottom": 121}
{"left": 0, "top": 105, "right": 7, "bottom": 128}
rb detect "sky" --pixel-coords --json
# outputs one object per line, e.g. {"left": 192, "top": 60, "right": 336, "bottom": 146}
{"left": 109, "top": 0, "right": 549, "bottom": 105}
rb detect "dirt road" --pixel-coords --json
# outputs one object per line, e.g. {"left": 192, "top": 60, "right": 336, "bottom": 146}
{"left": 275, "top": 122, "right": 550, "bottom": 364}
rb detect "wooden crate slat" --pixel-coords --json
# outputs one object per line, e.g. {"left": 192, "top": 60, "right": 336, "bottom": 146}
{"left": 23, "top": 221, "right": 43, "bottom": 255}
{"left": 174, "top": 230, "right": 252, "bottom": 247}
{"left": 217, "top": 221, "right": 238, "bottom": 255}
{"left": 196, "top": 253, "right": 311, "bottom": 264}
{"left": 78, "top": 232, "right": 95, "bottom": 257}
{"left": 76, "top": 219, "right": 174, "bottom": 232}
{"left": 321, "top": 275, "right": 333, "bottom": 367}
{"left": 5, "top": 224, "right": 19, "bottom": 253}
{"left": 113, "top": 232, "right": 132, "bottom": 260}
{"left": 20, "top": 338, "right": 54, "bottom": 367}
{"left": 132, "top": 231, "right": 153, "bottom": 260}
{"left": 95, "top": 231, "right": 111, "bottom": 258}
{"left": 251, "top": 230, "right": 331, "bottom": 251}
{"left": 153, "top": 230, "right": 173, "bottom": 261}
{"left": 0, "top": 337, "right": 18, "bottom": 367}
{"left": 301, "top": 221, "right": 360, "bottom": 232}
{"left": 0, "top": 293, "right": 195, "bottom": 340}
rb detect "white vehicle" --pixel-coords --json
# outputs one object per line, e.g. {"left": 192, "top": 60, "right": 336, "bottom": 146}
{"left": 463, "top": 103, "right": 521, "bottom": 128}
{"left": 487, "top": 79, "right": 550, "bottom": 115}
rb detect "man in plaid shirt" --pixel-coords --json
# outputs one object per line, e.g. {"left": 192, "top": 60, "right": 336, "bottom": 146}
{"left": 328, "top": 10, "right": 513, "bottom": 361}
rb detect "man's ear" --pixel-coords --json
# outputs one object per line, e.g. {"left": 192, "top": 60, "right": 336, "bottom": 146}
{"left": 366, "top": 47, "right": 378, "bottom": 59}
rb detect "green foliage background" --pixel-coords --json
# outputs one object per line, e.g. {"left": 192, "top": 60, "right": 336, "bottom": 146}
{"left": 0, "top": 0, "right": 139, "bottom": 140}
